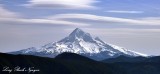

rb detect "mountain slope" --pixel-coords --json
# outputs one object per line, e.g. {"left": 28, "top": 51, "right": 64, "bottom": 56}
{"left": 10, "top": 28, "right": 147, "bottom": 60}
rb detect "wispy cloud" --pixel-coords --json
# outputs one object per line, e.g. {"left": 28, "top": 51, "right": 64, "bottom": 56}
{"left": 49, "top": 13, "right": 160, "bottom": 25}
{"left": 83, "top": 28, "right": 160, "bottom": 33}
{"left": 139, "top": 17, "right": 160, "bottom": 24}
{"left": 0, "top": 5, "right": 20, "bottom": 18}
{"left": 0, "top": 6, "right": 90, "bottom": 27}
{"left": 24, "top": 0, "right": 98, "bottom": 9}
{"left": 105, "top": 10, "right": 144, "bottom": 14}
{"left": 0, "top": 18, "right": 90, "bottom": 27}
{"left": 1, "top": 4, "right": 160, "bottom": 27}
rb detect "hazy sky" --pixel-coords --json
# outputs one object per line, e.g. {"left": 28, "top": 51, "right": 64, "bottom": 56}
{"left": 0, "top": 0, "right": 160, "bottom": 55}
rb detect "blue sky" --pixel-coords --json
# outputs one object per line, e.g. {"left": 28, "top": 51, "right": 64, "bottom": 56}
{"left": 0, "top": 0, "right": 160, "bottom": 55}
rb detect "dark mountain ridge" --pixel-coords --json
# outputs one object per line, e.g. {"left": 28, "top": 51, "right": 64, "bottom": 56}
{"left": 102, "top": 55, "right": 160, "bottom": 63}
{"left": 0, "top": 52, "right": 160, "bottom": 74}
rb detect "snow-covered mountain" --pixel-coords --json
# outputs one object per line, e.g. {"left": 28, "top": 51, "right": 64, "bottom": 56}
{"left": 10, "top": 28, "right": 147, "bottom": 60}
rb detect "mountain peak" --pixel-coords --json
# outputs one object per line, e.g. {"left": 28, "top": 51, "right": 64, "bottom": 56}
{"left": 66, "top": 28, "right": 94, "bottom": 42}
{"left": 69, "top": 28, "right": 85, "bottom": 37}
{"left": 74, "top": 28, "right": 83, "bottom": 32}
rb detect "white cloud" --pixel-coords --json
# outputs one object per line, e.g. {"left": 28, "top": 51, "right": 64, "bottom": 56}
{"left": 142, "top": 17, "right": 160, "bottom": 20}
{"left": 140, "top": 17, "right": 160, "bottom": 23}
{"left": 83, "top": 28, "right": 160, "bottom": 33}
{"left": 0, "top": 6, "right": 90, "bottom": 27}
{"left": 49, "top": 13, "right": 160, "bottom": 25}
{"left": 0, "top": 5, "right": 20, "bottom": 18}
{"left": 1, "top": 4, "right": 160, "bottom": 27}
{"left": 25, "top": 0, "right": 98, "bottom": 9}
{"left": 105, "top": 10, "right": 144, "bottom": 14}
{"left": 0, "top": 18, "right": 90, "bottom": 27}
